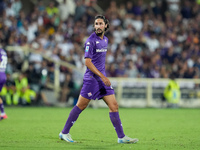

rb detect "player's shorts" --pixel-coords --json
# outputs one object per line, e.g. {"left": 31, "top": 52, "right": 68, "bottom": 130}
{"left": 0, "top": 73, "right": 6, "bottom": 91}
{"left": 80, "top": 78, "right": 115, "bottom": 100}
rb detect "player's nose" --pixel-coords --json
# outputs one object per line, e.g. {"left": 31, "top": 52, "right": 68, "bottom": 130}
{"left": 96, "top": 24, "right": 101, "bottom": 28}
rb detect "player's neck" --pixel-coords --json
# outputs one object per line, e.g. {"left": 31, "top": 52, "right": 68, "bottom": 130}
{"left": 95, "top": 32, "right": 104, "bottom": 40}
{"left": 99, "top": 34, "right": 104, "bottom": 40}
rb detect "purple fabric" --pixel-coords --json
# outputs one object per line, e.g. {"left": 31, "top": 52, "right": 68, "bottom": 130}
{"left": 0, "top": 73, "right": 6, "bottom": 91}
{"left": 0, "top": 103, "right": 4, "bottom": 114}
{"left": 109, "top": 112, "right": 125, "bottom": 138}
{"left": 0, "top": 48, "right": 7, "bottom": 73}
{"left": 62, "top": 105, "right": 82, "bottom": 134}
{"left": 84, "top": 32, "right": 108, "bottom": 80}
{"left": 80, "top": 77, "right": 114, "bottom": 100}
{"left": 133, "top": 6, "right": 142, "bottom": 15}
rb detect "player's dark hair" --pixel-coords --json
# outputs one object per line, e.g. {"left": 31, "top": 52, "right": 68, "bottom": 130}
{"left": 94, "top": 15, "right": 110, "bottom": 32}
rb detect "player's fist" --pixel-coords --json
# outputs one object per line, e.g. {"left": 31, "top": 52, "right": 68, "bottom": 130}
{"left": 101, "top": 76, "right": 111, "bottom": 86}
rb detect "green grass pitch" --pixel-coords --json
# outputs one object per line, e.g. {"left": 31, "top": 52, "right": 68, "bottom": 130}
{"left": 0, "top": 107, "right": 200, "bottom": 150}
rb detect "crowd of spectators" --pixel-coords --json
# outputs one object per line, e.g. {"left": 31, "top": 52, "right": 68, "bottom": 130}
{"left": 104, "top": 0, "right": 200, "bottom": 79}
{"left": 0, "top": 0, "right": 200, "bottom": 103}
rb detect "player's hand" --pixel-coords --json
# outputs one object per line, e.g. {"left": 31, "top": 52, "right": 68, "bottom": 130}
{"left": 101, "top": 76, "right": 111, "bottom": 86}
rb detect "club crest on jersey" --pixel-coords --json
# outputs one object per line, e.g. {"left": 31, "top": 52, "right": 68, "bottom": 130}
{"left": 85, "top": 46, "right": 89, "bottom": 52}
{"left": 88, "top": 92, "right": 92, "bottom": 97}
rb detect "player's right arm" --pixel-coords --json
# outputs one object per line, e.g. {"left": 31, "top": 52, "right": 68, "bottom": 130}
{"left": 85, "top": 58, "right": 111, "bottom": 86}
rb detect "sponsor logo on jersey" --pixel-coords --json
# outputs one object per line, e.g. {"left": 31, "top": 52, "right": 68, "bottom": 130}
{"left": 96, "top": 48, "right": 107, "bottom": 52}
{"left": 85, "top": 46, "right": 89, "bottom": 52}
{"left": 86, "top": 42, "right": 90, "bottom": 45}
{"left": 96, "top": 41, "right": 99, "bottom": 44}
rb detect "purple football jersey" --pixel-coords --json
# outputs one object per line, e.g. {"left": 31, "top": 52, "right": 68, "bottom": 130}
{"left": 0, "top": 48, "right": 7, "bottom": 91}
{"left": 80, "top": 32, "right": 115, "bottom": 100}
{"left": 0, "top": 48, "right": 7, "bottom": 73}
{"left": 84, "top": 32, "right": 108, "bottom": 80}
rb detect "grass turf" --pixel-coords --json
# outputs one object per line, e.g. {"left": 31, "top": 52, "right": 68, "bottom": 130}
{"left": 0, "top": 107, "right": 200, "bottom": 150}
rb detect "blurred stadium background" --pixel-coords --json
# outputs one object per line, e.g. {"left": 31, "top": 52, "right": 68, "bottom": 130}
{"left": 1, "top": 0, "right": 200, "bottom": 108}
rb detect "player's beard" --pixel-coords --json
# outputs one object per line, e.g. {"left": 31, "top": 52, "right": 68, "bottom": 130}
{"left": 95, "top": 28, "right": 104, "bottom": 36}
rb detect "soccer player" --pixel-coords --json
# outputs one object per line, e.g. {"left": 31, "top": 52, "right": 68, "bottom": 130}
{"left": 0, "top": 48, "right": 8, "bottom": 120}
{"left": 59, "top": 15, "right": 138, "bottom": 143}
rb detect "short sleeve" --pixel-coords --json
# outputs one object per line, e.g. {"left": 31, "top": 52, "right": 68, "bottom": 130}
{"left": 84, "top": 39, "right": 95, "bottom": 59}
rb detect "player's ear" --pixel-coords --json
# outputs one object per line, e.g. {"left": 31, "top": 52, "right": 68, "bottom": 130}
{"left": 105, "top": 19, "right": 109, "bottom": 32}
{"left": 105, "top": 24, "right": 107, "bottom": 28}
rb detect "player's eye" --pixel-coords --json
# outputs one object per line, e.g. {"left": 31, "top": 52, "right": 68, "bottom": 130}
{"left": 95, "top": 22, "right": 104, "bottom": 26}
